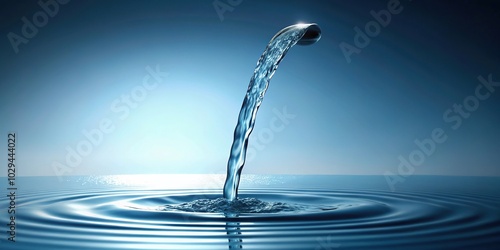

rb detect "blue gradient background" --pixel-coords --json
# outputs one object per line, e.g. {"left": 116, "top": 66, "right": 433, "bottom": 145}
{"left": 1, "top": 0, "right": 499, "bottom": 177}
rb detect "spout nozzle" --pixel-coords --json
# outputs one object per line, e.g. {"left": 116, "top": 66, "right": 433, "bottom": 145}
{"left": 270, "top": 23, "right": 322, "bottom": 46}
{"left": 297, "top": 23, "right": 321, "bottom": 45}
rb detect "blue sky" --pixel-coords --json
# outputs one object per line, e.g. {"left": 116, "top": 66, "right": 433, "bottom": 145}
{"left": 1, "top": 0, "right": 499, "bottom": 177}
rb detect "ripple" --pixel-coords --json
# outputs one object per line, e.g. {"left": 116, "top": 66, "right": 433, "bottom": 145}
{"left": 11, "top": 188, "right": 500, "bottom": 249}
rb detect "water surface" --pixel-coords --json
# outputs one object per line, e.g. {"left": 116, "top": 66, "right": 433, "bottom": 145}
{"left": 1, "top": 175, "right": 499, "bottom": 249}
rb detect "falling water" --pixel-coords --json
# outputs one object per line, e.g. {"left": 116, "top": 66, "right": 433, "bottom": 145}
{"left": 223, "top": 23, "right": 322, "bottom": 201}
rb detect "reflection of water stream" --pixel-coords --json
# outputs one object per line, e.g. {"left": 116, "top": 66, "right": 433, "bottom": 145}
{"left": 225, "top": 213, "right": 243, "bottom": 249}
